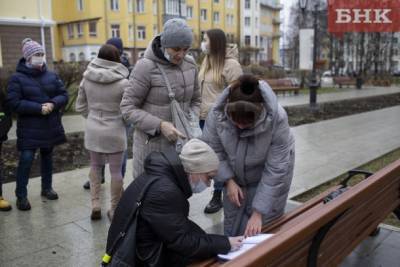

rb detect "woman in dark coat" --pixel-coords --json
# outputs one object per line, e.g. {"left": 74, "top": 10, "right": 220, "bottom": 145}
{"left": 106, "top": 139, "right": 243, "bottom": 267}
{"left": 6, "top": 38, "right": 68, "bottom": 211}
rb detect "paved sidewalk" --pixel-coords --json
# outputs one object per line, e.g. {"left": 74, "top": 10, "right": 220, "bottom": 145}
{"left": 1, "top": 87, "right": 400, "bottom": 266}
{"left": 7, "top": 86, "right": 400, "bottom": 141}
{"left": 277, "top": 86, "right": 400, "bottom": 107}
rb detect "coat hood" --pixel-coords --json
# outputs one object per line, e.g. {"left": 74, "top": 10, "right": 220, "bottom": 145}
{"left": 16, "top": 57, "right": 47, "bottom": 77}
{"left": 213, "top": 80, "right": 278, "bottom": 136}
{"left": 144, "top": 148, "right": 193, "bottom": 199}
{"left": 83, "top": 58, "right": 128, "bottom": 84}
{"left": 226, "top": 43, "right": 239, "bottom": 60}
{"left": 144, "top": 36, "right": 196, "bottom": 67}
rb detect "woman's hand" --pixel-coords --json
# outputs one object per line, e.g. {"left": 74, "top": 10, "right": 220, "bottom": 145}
{"left": 226, "top": 178, "right": 244, "bottom": 207}
{"left": 228, "top": 236, "right": 244, "bottom": 252}
{"left": 41, "top": 103, "right": 54, "bottom": 115}
{"left": 160, "top": 121, "right": 186, "bottom": 142}
{"left": 244, "top": 210, "right": 262, "bottom": 237}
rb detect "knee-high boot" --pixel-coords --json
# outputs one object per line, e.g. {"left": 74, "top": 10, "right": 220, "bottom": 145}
{"left": 89, "top": 169, "right": 102, "bottom": 220}
{"left": 107, "top": 179, "right": 123, "bottom": 221}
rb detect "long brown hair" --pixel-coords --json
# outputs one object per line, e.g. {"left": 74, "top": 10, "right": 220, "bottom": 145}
{"left": 199, "top": 29, "right": 227, "bottom": 86}
{"left": 98, "top": 44, "right": 121, "bottom": 63}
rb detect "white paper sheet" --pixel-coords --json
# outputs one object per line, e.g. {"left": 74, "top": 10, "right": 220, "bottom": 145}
{"left": 217, "top": 234, "right": 274, "bottom": 261}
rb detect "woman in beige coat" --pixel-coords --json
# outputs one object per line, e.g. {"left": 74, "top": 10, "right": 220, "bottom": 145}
{"left": 199, "top": 29, "right": 243, "bottom": 214}
{"left": 121, "top": 18, "right": 201, "bottom": 179}
{"left": 76, "top": 44, "right": 129, "bottom": 221}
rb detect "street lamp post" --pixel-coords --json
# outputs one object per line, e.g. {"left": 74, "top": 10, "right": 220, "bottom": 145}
{"left": 299, "top": 0, "right": 319, "bottom": 110}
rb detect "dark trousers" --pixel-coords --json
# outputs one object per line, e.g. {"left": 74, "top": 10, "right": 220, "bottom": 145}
{"left": 15, "top": 147, "right": 53, "bottom": 198}
{"left": 199, "top": 120, "right": 224, "bottom": 192}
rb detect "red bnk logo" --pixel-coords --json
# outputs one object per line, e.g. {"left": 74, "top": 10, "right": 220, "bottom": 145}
{"left": 328, "top": 0, "right": 400, "bottom": 33}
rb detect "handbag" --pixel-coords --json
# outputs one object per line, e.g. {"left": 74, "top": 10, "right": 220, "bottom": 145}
{"left": 102, "top": 177, "right": 162, "bottom": 267}
{"left": 155, "top": 63, "right": 202, "bottom": 152}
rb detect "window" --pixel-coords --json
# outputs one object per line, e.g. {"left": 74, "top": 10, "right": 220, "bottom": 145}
{"left": 136, "top": 0, "right": 144, "bottom": 13}
{"left": 137, "top": 26, "right": 146, "bottom": 40}
{"left": 214, "top": 0, "right": 219, "bottom": 3}
{"left": 89, "top": 21, "right": 97, "bottom": 36}
{"left": 67, "top": 24, "right": 74, "bottom": 39}
{"left": 129, "top": 24, "right": 134, "bottom": 40}
{"left": 110, "top": 0, "right": 119, "bottom": 11}
{"left": 79, "top": 52, "right": 86, "bottom": 62}
{"left": 201, "top": 9, "right": 207, "bottom": 21}
{"left": 393, "top": 37, "right": 399, "bottom": 44}
{"left": 255, "top": 17, "right": 258, "bottom": 28}
{"left": 165, "top": 0, "right": 180, "bottom": 15}
{"left": 77, "top": 0, "right": 84, "bottom": 10}
{"left": 255, "top": 36, "right": 258, "bottom": 47}
{"left": 187, "top": 6, "right": 193, "bottom": 19}
{"left": 245, "top": 35, "right": 251, "bottom": 46}
{"left": 153, "top": 24, "right": 158, "bottom": 36}
{"left": 153, "top": 0, "right": 157, "bottom": 15}
{"left": 128, "top": 0, "right": 133, "bottom": 12}
{"left": 213, "top": 12, "right": 219, "bottom": 23}
{"left": 69, "top": 53, "right": 76, "bottom": 62}
{"left": 245, "top": 0, "right": 250, "bottom": 9}
{"left": 111, "top": 24, "right": 120, "bottom": 37}
{"left": 245, "top": 17, "right": 251, "bottom": 27}
{"left": 76, "top": 23, "right": 83, "bottom": 37}
{"left": 90, "top": 51, "right": 97, "bottom": 60}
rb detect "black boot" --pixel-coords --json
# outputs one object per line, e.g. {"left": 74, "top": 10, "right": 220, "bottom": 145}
{"left": 394, "top": 206, "right": 400, "bottom": 220}
{"left": 204, "top": 190, "right": 223, "bottom": 214}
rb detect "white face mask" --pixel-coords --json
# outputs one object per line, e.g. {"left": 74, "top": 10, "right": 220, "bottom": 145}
{"left": 190, "top": 179, "right": 208, "bottom": 194}
{"left": 201, "top": 42, "right": 209, "bottom": 54}
{"left": 31, "top": 56, "right": 45, "bottom": 66}
{"left": 163, "top": 49, "right": 172, "bottom": 62}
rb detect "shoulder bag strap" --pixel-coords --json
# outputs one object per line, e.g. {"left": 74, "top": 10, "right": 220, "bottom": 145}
{"left": 155, "top": 63, "right": 175, "bottom": 101}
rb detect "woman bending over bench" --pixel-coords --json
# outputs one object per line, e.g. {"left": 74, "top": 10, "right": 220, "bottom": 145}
{"left": 201, "top": 74, "right": 295, "bottom": 237}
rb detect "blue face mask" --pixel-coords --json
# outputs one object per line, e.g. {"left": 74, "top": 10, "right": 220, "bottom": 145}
{"left": 190, "top": 179, "right": 208, "bottom": 194}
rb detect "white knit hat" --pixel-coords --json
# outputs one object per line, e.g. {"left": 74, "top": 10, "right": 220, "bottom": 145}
{"left": 179, "top": 139, "right": 219, "bottom": 173}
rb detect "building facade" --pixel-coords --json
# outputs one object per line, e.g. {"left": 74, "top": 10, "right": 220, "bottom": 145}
{"left": 0, "top": 0, "right": 54, "bottom": 70}
{"left": 52, "top": 0, "right": 241, "bottom": 64}
{"left": 240, "top": 0, "right": 281, "bottom": 65}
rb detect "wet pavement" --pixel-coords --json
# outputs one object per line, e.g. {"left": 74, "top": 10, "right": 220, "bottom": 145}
{"left": 1, "top": 86, "right": 400, "bottom": 266}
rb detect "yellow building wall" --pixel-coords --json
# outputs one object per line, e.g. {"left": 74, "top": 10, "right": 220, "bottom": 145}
{"left": 0, "top": 0, "right": 52, "bottom": 19}
{"left": 52, "top": 0, "right": 241, "bottom": 61}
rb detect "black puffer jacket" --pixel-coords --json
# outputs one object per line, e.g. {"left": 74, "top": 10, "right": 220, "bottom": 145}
{"left": 107, "top": 148, "right": 230, "bottom": 267}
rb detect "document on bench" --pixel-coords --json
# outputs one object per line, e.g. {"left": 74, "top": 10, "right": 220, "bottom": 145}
{"left": 217, "top": 234, "right": 274, "bottom": 261}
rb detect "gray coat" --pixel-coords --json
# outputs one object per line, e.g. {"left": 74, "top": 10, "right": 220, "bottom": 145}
{"left": 201, "top": 80, "right": 295, "bottom": 236}
{"left": 121, "top": 36, "right": 201, "bottom": 179}
{"left": 76, "top": 58, "right": 129, "bottom": 153}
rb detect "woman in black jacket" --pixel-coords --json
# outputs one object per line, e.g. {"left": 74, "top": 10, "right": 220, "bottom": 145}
{"left": 106, "top": 139, "right": 243, "bottom": 266}
{"left": 0, "top": 88, "right": 12, "bottom": 211}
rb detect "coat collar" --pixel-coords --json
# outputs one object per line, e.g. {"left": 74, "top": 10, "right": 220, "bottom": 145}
{"left": 161, "top": 148, "right": 193, "bottom": 199}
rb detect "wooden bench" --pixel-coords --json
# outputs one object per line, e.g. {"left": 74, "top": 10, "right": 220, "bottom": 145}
{"left": 333, "top": 76, "right": 357, "bottom": 88}
{"left": 191, "top": 159, "right": 400, "bottom": 267}
{"left": 265, "top": 78, "right": 300, "bottom": 95}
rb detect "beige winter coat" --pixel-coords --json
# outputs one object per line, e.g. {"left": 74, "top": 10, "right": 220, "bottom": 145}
{"left": 120, "top": 36, "right": 201, "bottom": 179}
{"left": 76, "top": 58, "right": 129, "bottom": 153}
{"left": 200, "top": 44, "right": 242, "bottom": 119}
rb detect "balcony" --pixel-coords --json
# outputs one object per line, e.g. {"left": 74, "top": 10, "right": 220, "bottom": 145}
{"left": 273, "top": 18, "right": 281, "bottom": 25}
{"left": 260, "top": 0, "right": 283, "bottom": 11}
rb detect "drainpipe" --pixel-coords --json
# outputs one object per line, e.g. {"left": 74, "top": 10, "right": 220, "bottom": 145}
{"left": 38, "top": 0, "right": 46, "bottom": 53}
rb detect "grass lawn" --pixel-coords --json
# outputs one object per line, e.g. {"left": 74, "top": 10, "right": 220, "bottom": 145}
{"left": 292, "top": 148, "right": 400, "bottom": 228}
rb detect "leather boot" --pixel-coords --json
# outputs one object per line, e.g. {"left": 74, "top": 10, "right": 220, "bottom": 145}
{"left": 0, "top": 196, "right": 12, "bottom": 211}
{"left": 107, "top": 179, "right": 123, "bottom": 222}
{"left": 89, "top": 169, "right": 102, "bottom": 220}
{"left": 204, "top": 190, "right": 223, "bottom": 214}
{"left": 394, "top": 205, "right": 400, "bottom": 220}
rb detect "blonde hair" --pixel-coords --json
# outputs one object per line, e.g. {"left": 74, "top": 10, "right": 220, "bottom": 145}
{"left": 199, "top": 29, "right": 227, "bottom": 86}
{"left": 199, "top": 55, "right": 225, "bottom": 86}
